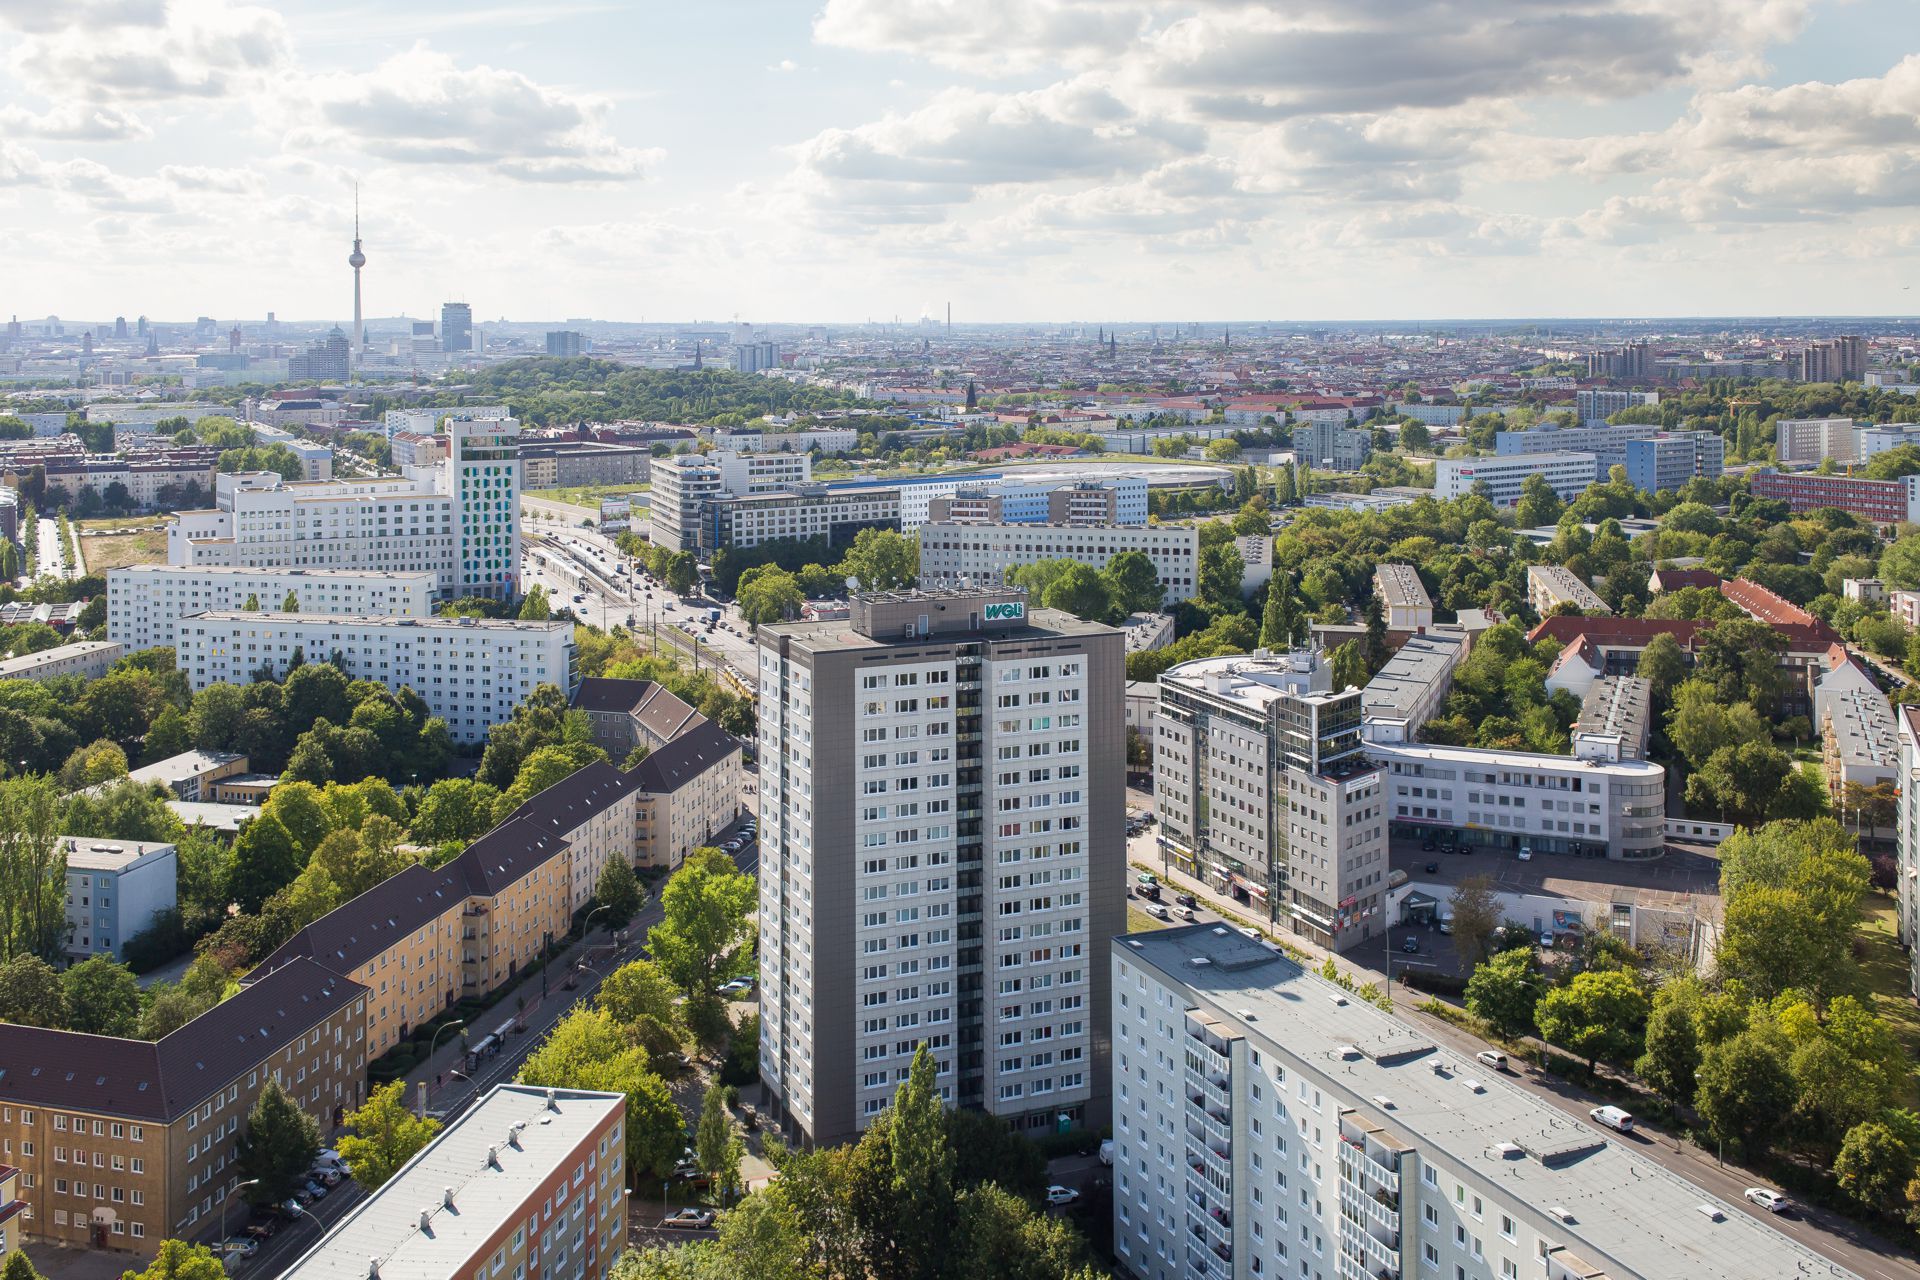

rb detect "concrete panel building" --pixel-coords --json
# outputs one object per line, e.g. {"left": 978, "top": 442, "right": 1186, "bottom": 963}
{"left": 0, "top": 640, "right": 124, "bottom": 683}
{"left": 1573, "top": 675, "right": 1653, "bottom": 761}
{"left": 1527, "top": 564, "right": 1611, "bottom": 616}
{"left": 917, "top": 522, "right": 1200, "bottom": 603}
{"left": 1360, "top": 630, "right": 1465, "bottom": 744}
{"left": 1432, "top": 452, "right": 1598, "bottom": 506}
{"left": 1371, "top": 563, "right": 1432, "bottom": 631}
{"left": 62, "top": 836, "right": 177, "bottom": 961}
{"left": 1816, "top": 661, "right": 1899, "bottom": 809}
{"left": 1111, "top": 926, "right": 1861, "bottom": 1280}
{"left": 1775, "top": 416, "right": 1861, "bottom": 464}
{"left": 108, "top": 566, "right": 434, "bottom": 651}
{"left": 1624, "top": 432, "right": 1724, "bottom": 494}
{"left": 174, "top": 615, "right": 576, "bottom": 743}
{"left": 755, "top": 586, "right": 1125, "bottom": 1146}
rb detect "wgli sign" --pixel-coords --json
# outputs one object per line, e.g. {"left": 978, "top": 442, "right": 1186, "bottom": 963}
{"left": 984, "top": 602, "right": 1026, "bottom": 621}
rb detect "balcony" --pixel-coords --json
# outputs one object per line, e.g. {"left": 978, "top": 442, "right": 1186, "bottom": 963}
{"left": 1185, "top": 1107, "right": 1231, "bottom": 1148}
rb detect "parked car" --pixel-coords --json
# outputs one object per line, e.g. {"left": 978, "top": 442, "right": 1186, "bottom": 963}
{"left": 1423, "top": 861, "right": 1439, "bottom": 874}
{"left": 313, "top": 1166, "right": 343, "bottom": 1187}
{"left": 1045, "top": 1185, "right": 1081, "bottom": 1206}
{"left": 661, "top": 1208, "right": 716, "bottom": 1229}
{"left": 303, "top": 1179, "right": 328, "bottom": 1200}
{"left": 1175, "top": 893, "right": 1197, "bottom": 909}
{"left": 1744, "top": 1187, "right": 1791, "bottom": 1214}
{"left": 1146, "top": 904, "right": 1170, "bottom": 921}
{"left": 1400, "top": 936, "right": 1420, "bottom": 954}
{"left": 1589, "top": 1105, "right": 1635, "bottom": 1134}
{"left": 1174, "top": 906, "right": 1196, "bottom": 921}
{"left": 1420, "top": 838, "right": 1435, "bottom": 851}
{"left": 222, "top": 1238, "right": 260, "bottom": 1260}
{"left": 719, "top": 978, "right": 754, "bottom": 996}
{"left": 1476, "top": 1050, "right": 1509, "bottom": 1072}
{"left": 1098, "top": 1140, "right": 1114, "bottom": 1166}
{"left": 1517, "top": 846, "right": 1533, "bottom": 861}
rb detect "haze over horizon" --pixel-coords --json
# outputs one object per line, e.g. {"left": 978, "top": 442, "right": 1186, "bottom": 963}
{"left": 4, "top": 0, "right": 1920, "bottom": 323}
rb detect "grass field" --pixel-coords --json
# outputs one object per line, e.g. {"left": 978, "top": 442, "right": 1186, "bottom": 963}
{"left": 1855, "top": 891, "right": 1920, "bottom": 1105}
{"left": 75, "top": 519, "right": 168, "bottom": 573}
{"left": 1127, "top": 905, "right": 1172, "bottom": 934}
{"left": 528, "top": 483, "right": 649, "bottom": 507}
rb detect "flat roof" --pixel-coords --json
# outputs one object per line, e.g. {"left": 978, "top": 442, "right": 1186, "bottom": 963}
{"left": 1362, "top": 633, "right": 1464, "bottom": 719}
{"left": 128, "top": 749, "right": 244, "bottom": 785}
{"left": 1373, "top": 563, "right": 1431, "bottom": 610}
{"left": 0, "top": 641, "right": 120, "bottom": 676}
{"left": 760, "top": 603, "right": 1115, "bottom": 655}
{"left": 110, "top": 565, "right": 437, "bottom": 583}
{"left": 279, "top": 1085, "right": 624, "bottom": 1280}
{"left": 1576, "top": 677, "right": 1652, "bottom": 747}
{"left": 60, "top": 835, "right": 173, "bottom": 871}
{"left": 1380, "top": 739, "right": 1663, "bottom": 780}
{"left": 191, "top": 613, "right": 572, "bottom": 633}
{"left": 1118, "top": 926, "right": 1859, "bottom": 1280}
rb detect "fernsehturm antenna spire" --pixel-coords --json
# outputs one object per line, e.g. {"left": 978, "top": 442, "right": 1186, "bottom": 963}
{"left": 348, "top": 184, "right": 367, "bottom": 363}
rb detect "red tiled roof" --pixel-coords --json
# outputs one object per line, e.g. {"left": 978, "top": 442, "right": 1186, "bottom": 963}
{"left": 1721, "top": 578, "right": 1837, "bottom": 639}
{"left": 1527, "top": 613, "right": 1841, "bottom": 657}
{"left": 1647, "top": 567, "right": 1722, "bottom": 593}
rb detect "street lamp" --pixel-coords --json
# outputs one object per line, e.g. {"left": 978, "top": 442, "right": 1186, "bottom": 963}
{"left": 421, "top": 1020, "right": 467, "bottom": 1116}
{"left": 221, "top": 1178, "right": 259, "bottom": 1243}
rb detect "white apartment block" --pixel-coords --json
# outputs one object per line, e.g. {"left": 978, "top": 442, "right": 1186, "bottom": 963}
{"left": 164, "top": 416, "right": 521, "bottom": 601}
{"left": 1775, "top": 416, "right": 1861, "bottom": 465}
{"left": 1896, "top": 706, "right": 1920, "bottom": 1001}
{"left": 1112, "top": 926, "right": 1858, "bottom": 1280}
{"left": 1431, "top": 452, "right": 1598, "bottom": 507}
{"left": 1155, "top": 651, "right": 1388, "bottom": 952}
{"left": 918, "top": 522, "right": 1200, "bottom": 604}
{"left": 755, "top": 587, "right": 1126, "bottom": 1147}
{"left": 108, "top": 566, "right": 434, "bottom": 651}
{"left": 1526, "top": 565, "right": 1611, "bottom": 616}
{"left": 175, "top": 614, "right": 576, "bottom": 743}
{"left": 63, "top": 836, "right": 176, "bottom": 961}
{"left": 709, "top": 428, "right": 859, "bottom": 454}
{"left": 1371, "top": 563, "right": 1432, "bottom": 631}
{"left": 0, "top": 640, "right": 124, "bottom": 682}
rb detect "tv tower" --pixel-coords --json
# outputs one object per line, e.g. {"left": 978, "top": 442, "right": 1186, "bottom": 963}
{"left": 347, "top": 184, "right": 367, "bottom": 362}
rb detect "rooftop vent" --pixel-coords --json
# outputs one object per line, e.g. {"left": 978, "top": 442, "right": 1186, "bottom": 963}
{"left": 1695, "top": 1205, "right": 1725, "bottom": 1223}
{"left": 418, "top": 1208, "right": 432, "bottom": 1231}
{"left": 444, "top": 1185, "right": 456, "bottom": 1207}
{"left": 1461, "top": 1079, "right": 1485, "bottom": 1094}
{"left": 1335, "top": 1044, "right": 1360, "bottom": 1059}
{"left": 1187, "top": 957, "right": 1212, "bottom": 967}
{"left": 546, "top": 1088, "right": 558, "bottom": 1111}
{"left": 1492, "top": 1142, "right": 1522, "bottom": 1158}
{"left": 1371, "top": 1095, "right": 1395, "bottom": 1110}
{"left": 368, "top": 1258, "right": 381, "bottom": 1279}
{"left": 1548, "top": 1206, "right": 1574, "bottom": 1224}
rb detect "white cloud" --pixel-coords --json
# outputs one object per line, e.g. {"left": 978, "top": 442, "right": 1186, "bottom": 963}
{"left": 283, "top": 44, "right": 659, "bottom": 182}
{"left": 7, "top": 0, "right": 290, "bottom": 100}
{"left": 0, "top": 101, "right": 151, "bottom": 141}
{"left": 813, "top": 0, "right": 1144, "bottom": 75}
{"left": 0, "top": 0, "right": 164, "bottom": 34}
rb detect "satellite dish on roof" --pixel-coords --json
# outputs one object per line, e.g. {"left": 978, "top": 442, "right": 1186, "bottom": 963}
{"left": 846, "top": 575, "right": 861, "bottom": 591}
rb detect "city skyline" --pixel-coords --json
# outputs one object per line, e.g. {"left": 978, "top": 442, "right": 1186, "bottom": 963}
{"left": 2, "top": 0, "right": 1920, "bottom": 323}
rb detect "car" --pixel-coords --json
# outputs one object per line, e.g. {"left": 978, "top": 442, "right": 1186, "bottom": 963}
{"left": 1175, "top": 893, "right": 1197, "bottom": 909}
{"left": 1239, "top": 926, "right": 1260, "bottom": 939}
{"left": 280, "top": 1198, "right": 305, "bottom": 1219}
{"left": 664, "top": 601, "right": 676, "bottom": 610}
{"left": 1424, "top": 861, "right": 1439, "bottom": 874}
{"left": 1420, "top": 838, "right": 1435, "bottom": 851}
{"left": 1098, "top": 1139, "right": 1114, "bottom": 1166}
{"left": 1517, "top": 846, "right": 1533, "bottom": 861}
{"left": 1400, "top": 936, "right": 1420, "bottom": 953}
{"left": 1136, "top": 872, "right": 1158, "bottom": 887}
{"left": 1436, "top": 918, "right": 1453, "bottom": 935}
{"left": 723, "top": 839, "right": 743, "bottom": 852}
{"left": 303, "top": 1179, "right": 328, "bottom": 1200}
{"left": 719, "top": 978, "right": 754, "bottom": 995}
{"left": 1174, "top": 906, "right": 1196, "bottom": 921}
{"left": 223, "top": 1238, "right": 260, "bottom": 1260}
{"left": 1745, "top": 1187, "right": 1791, "bottom": 1214}
{"left": 1476, "top": 1050, "right": 1509, "bottom": 1071}
{"left": 1589, "top": 1105, "right": 1635, "bottom": 1134}
{"left": 1045, "top": 1185, "right": 1081, "bottom": 1206}
{"left": 661, "top": 1208, "right": 717, "bottom": 1229}
{"left": 1146, "top": 904, "right": 1170, "bottom": 920}
{"left": 313, "top": 1166, "right": 343, "bottom": 1187}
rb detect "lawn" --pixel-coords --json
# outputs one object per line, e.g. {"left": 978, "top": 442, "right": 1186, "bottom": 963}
{"left": 528, "top": 483, "right": 649, "bottom": 507}
{"left": 1127, "top": 905, "right": 1171, "bottom": 934}
{"left": 75, "top": 521, "right": 168, "bottom": 573}
{"left": 1855, "top": 891, "right": 1920, "bottom": 1106}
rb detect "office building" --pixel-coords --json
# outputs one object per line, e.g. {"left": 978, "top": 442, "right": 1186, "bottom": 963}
{"left": 1155, "top": 649, "right": 1387, "bottom": 951}
{"left": 1432, "top": 452, "right": 1597, "bottom": 506}
{"left": 1816, "top": 661, "right": 1898, "bottom": 809}
{"left": 0, "top": 640, "right": 124, "bottom": 682}
{"left": 518, "top": 441, "right": 651, "bottom": 490}
{"left": 708, "top": 486, "right": 900, "bottom": 552}
{"left": 732, "top": 340, "right": 781, "bottom": 373}
{"left": 1623, "top": 432, "right": 1724, "bottom": 494}
{"left": 278, "top": 1085, "right": 626, "bottom": 1280}
{"left": 1370, "top": 563, "right": 1432, "bottom": 631}
{"left": 382, "top": 405, "right": 510, "bottom": 439}
{"left": 440, "top": 302, "right": 472, "bottom": 353}
{"left": 1572, "top": 675, "right": 1652, "bottom": 761}
{"left": 1494, "top": 424, "right": 1660, "bottom": 479}
{"left": 165, "top": 415, "right": 521, "bottom": 601}
{"left": 545, "top": 331, "right": 584, "bottom": 357}
{"left": 1799, "top": 335, "right": 1866, "bottom": 384}
{"left": 755, "top": 586, "right": 1126, "bottom": 1146}
{"left": 1360, "top": 630, "right": 1464, "bottom": 744}
{"left": 917, "top": 522, "right": 1200, "bottom": 604}
{"left": 247, "top": 421, "right": 334, "bottom": 482}
{"left": 1749, "top": 468, "right": 1920, "bottom": 525}
{"left": 174, "top": 615, "right": 576, "bottom": 743}
{"left": 1575, "top": 388, "right": 1659, "bottom": 424}
{"left": 1774, "top": 416, "right": 1860, "bottom": 465}
{"left": 0, "top": 958, "right": 368, "bottom": 1256}
{"left": 1527, "top": 565, "right": 1610, "bottom": 616}
{"left": 108, "top": 566, "right": 434, "bottom": 651}
{"left": 1289, "top": 419, "right": 1371, "bottom": 471}
{"left": 648, "top": 450, "right": 812, "bottom": 553}
{"left": 1110, "top": 925, "right": 1859, "bottom": 1280}
{"left": 62, "top": 836, "right": 177, "bottom": 961}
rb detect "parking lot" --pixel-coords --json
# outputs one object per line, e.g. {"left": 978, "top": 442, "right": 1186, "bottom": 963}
{"left": 1388, "top": 834, "right": 1722, "bottom": 901}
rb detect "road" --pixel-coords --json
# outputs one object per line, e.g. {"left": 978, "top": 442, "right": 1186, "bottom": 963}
{"left": 37, "top": 515, "right": 70, "bottom": 579}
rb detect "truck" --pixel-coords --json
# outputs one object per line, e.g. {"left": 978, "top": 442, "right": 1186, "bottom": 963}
{"left": 707, "top": 608, "right": 722, "bottom": 626}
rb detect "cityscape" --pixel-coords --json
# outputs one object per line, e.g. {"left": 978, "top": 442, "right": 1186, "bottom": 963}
{"left": 4, "top": 4, "right": 1920, "bottom": 1280}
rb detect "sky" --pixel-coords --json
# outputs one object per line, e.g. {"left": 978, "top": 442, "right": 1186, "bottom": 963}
{"left": 4, "top": 0, "right": 1920, "bottom": 325}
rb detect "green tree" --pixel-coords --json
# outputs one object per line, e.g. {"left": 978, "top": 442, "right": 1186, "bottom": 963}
{"left": 1683, "top": 740, "right": 1800, "bottom": 826}
{"left": 235, "top": 1080, "right": 321, "bottom": 1203}
{"left": 885, "top": 1047, "right": 955, "bottom": 1280}
{"left": 281, "top": 591, "right": 300, "bottom": 612}
{"left": 519, "top": 585, "right": 552, "bottom": 621}
{"left": 1667, "top": 680, "right": 1769, "bottom": 769}
{"left": 1463, "top": 947, "right": 1545, "bottom": 1040}
{"left": 1198, "top": 542, "right": 1246, "bottom": 612}
{"left": 1042, "top": 563, "right": 1115, "bottom": 622}
{"left": 0, "top": 775, "right": 65, "bottom": 960}
{"left": 118, "top": 1240, "right": 229, "bottom": 1280}
{"left": 228, "top": 813, "right": 301, "bottom": 913}
{"left": 0, "top": 953, "right": 66, "bottom": 1027}
{"left": 1634, "top": 632, "right": 1687, "bottom": 704}
{"left": 596, "top": 958, "right": 685, "bottom": 1058}
{"left": 738, "top": 566, "right": 805, "bottom": 627}
{"left": 1447, "top": 875, "right": 1502, "bottom": 968}
{"left": 1834, "top": 1120, "right": 1917, "bottom": 1212}
{"left": 3, "top": 1251, "right": 45, "bottom": 1280}
{"left": 336, "top": 1081, "right": 442, "bottom": 1190}
{"left": 409, "top": 777, "right": 502, "bottom": 845}
{"left": 141, "top": 704, "right": 192, "bottom": 763}
{"left": 595, "top": 855, "right": 645, "bottom": 925}
{"left": 1535, "top": 970, "right": 1648, "bottom": 1074}
{"left": 62, "top": 955, "right": 139, "bottom": 1036}
{"left": 945, "top": 1107, "right": 1048, "bottom": 1203}
{"left": 1514, "top": 473, "right": 1563, "bottom": 528}
{"left": 1102, "top": 550, "right": 1163, "bottom": 616}
{"left": 696, "top": 1082, "right": 741, "bottom": 1202}
{"left": 58, "top": 738, "right": 128, "bottom": 791}
{"left": 1635, "top": 979, "right": 1702, "bottom": 1105}
{"left": 519, "top": 1007, "right": 684, "bottom": 1181}
{"left": 838, "top": 528, "right": 917, "bottom": 591}
{"left": 1328, "top": 640, "right": 1367, "bottom": 692}
{"left": 649, "top": 849, "right": 756, "bottom": 1000}
{"left": 1695, "top": 1030, "right": 1796, "bottom": 1159}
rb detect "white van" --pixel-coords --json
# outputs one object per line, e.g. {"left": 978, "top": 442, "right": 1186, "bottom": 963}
{"left": 1590, "top": 1105, "right": 1635, "bottom": 1134}
{"left": 1475, "top": 1050, "right": 1508, "bottom": 1072}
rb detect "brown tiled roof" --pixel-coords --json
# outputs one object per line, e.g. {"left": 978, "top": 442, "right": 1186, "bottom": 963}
{"left": 496, "top": 761, "right": 638, "bottom": 839}
{"left": 1527, "top": 613, "right": 1839, "bottom": 657}
{"left": 1647, "top": 567, "right": 1721, "bottom": 592}
{"left": 571, "top": 677, "right": 656, "bottom": 714}
{"left": 0, "top": 958, "right": 363, "bottom": 1121}
{"left": 259, "top": 862, "right": 467, "bottom": 977}
{"left": 629, "top": 720, "right": 740, "bottom": 793}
